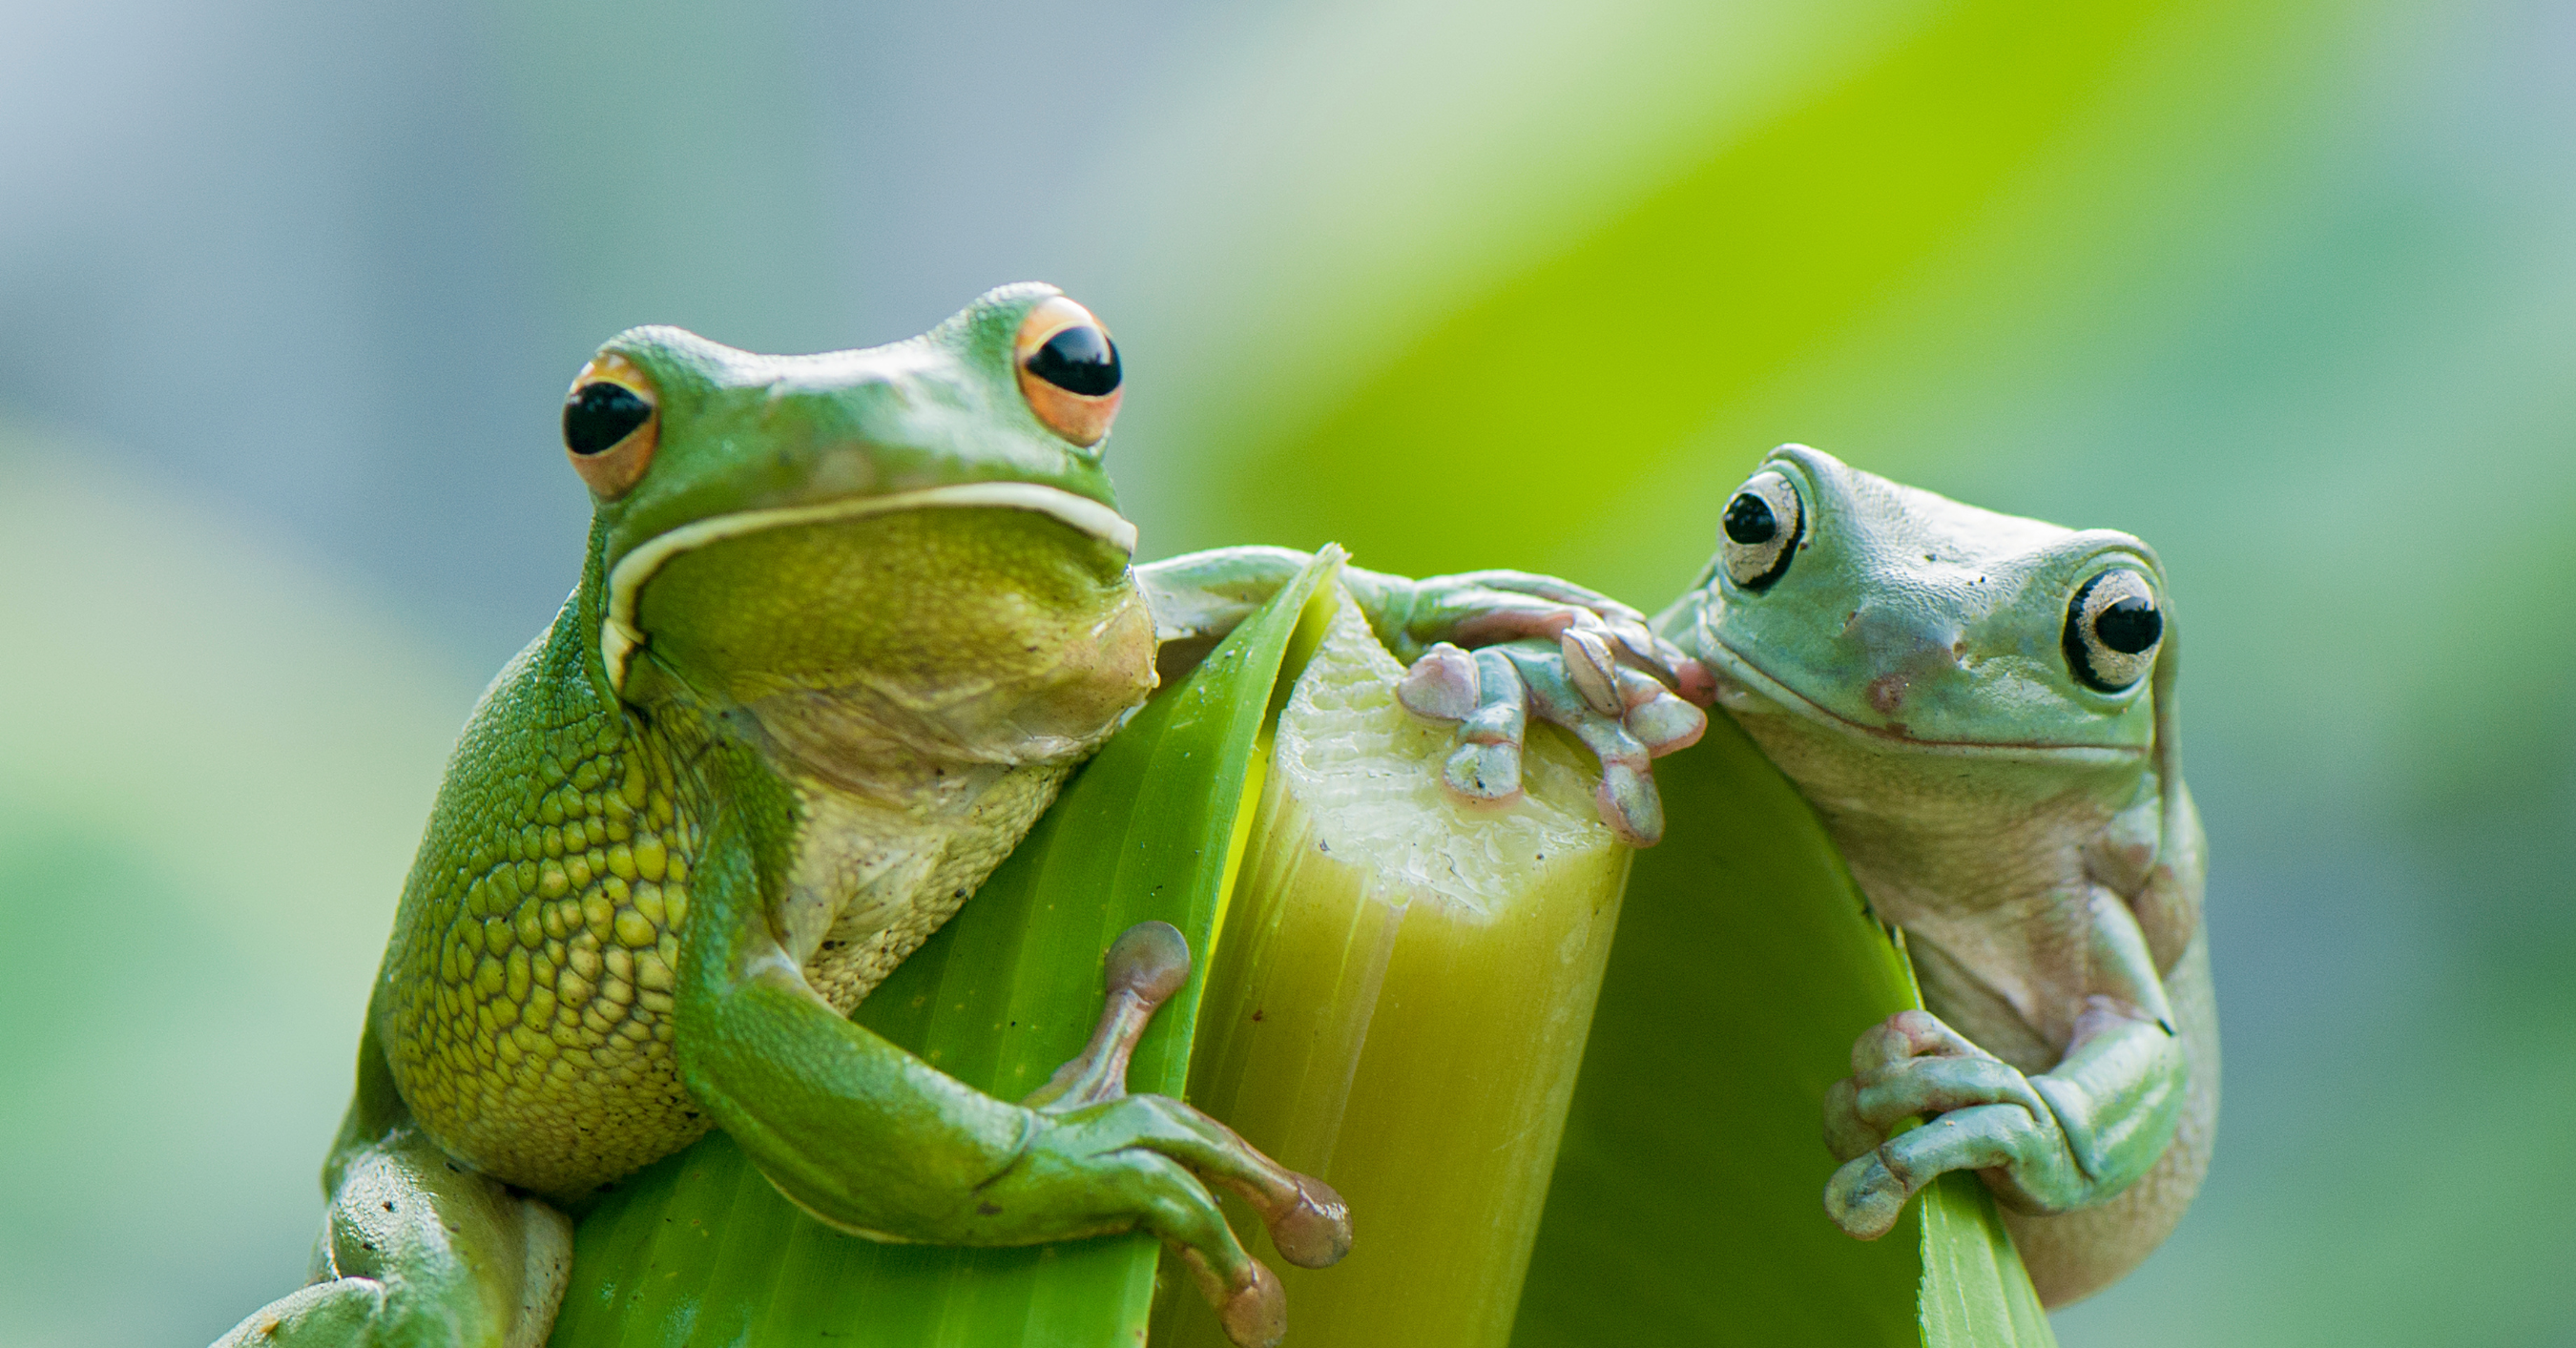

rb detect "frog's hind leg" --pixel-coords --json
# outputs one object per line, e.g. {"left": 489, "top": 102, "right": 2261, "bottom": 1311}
{"left": 214, "top": 1023, "right": 571, "bottom": 1348}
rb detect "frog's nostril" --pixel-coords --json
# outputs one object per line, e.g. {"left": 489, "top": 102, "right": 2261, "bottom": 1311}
{"left": 1866, "top": 672, "right": 1910, "bottom": 715}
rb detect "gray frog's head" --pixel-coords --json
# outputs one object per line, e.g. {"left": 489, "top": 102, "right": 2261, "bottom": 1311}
{"left": 1675, "top": 444, "right": 2169, "bottom": 761}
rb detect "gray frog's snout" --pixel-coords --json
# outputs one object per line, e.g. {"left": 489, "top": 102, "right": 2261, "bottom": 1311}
{"left": 1839, "top": 602, "right": 1963, "bottom": 718}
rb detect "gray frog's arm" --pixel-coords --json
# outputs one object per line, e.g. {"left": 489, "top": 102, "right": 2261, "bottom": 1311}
{"left": 1137, "top": 546, "right": 1712, "bottom": 845}
{"left": 1816, "top": 889, "right": 2191, "bottom": 1241}
{"left": 1816, "top": 636, "right": 2206, "bottom": 1263}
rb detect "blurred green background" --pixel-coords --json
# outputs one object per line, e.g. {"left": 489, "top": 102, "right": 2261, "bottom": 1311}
{"left": 1, "top": 0, "right": 2568, "bottom": 1343}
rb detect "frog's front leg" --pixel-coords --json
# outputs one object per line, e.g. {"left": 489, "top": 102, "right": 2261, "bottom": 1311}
{"left": 1137, "top": 547, "right": 1711, "bottom": 843}
{"left": 213, "top": 1024, "right": 571, "bottom": 1348}
{"left": 1819, "top": 889, "right": 2189, "bottom": 1240}
{"left": 676, "top": 819, "right": 1346, "bottom": 1348}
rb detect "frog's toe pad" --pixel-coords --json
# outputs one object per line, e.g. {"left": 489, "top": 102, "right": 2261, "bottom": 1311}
{"left": 1398, "top": 642, "right": 1481, "bottom": 721}
{"left": 1823, "top": 1152, "right": 1910, "bottom": 1241}
{"left": 1594, "top": 762, "right": 1664, "bottom": 847}
{"left": 1182, "top": 1248, "right": 1287, "bottom": 1348}
{"left": 1628, "top": 694, "right": 1707, "bottom": 757}
{"left": 1106, "top": 920, "right": 1191, "bottom": 1006}
{"left": 1266, "top": 1174, "right": 1353, "bottom": 1269}
{"left": 1443, "top": 741, "right": 1523, "bottom": 802}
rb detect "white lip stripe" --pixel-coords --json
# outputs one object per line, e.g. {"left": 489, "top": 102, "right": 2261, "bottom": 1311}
{"left": 601, "top": 482, "right": 1136, "bottom": 693}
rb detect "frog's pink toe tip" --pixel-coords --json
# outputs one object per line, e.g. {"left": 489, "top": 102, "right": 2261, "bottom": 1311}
{"left": 1632, "top": 698, "right": 1707, "bottom": 757}
{"left": 1596, "top": 768, "right": 1664, "bottom": 847}
{"left": 1399, "top": 644, "right": 1480, "bottom": 722}
{"left": 1267, "top": 1176, "right": 1353, "bottom": 1269}
{"left": 1823, "top": 1155, "right": 1907, "bottom": 1241}
{"left": 1674, "top": 659, "right": 1719, "bottom": 707}
{"left": 1106, "top": 921, "right": 1191, "bottom": 1005}
{"left": 1217, "top": 1260, "right": 1287, "bottom": 1348}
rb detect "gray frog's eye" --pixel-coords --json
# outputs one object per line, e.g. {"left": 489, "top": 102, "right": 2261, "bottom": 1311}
{"left": 1719, "top": 470, "right": 1804, "bottom": 591}
{"left": 2064, "top": 568, "right": 2163, "bottom": 692}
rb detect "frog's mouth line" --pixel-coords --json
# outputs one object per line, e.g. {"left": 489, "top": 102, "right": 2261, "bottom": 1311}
{"left": 1699, "top": 633, "right": 2145, "bottom": 764}
{"left": 600, "top": 482, "right": 1137, "bottom": 694}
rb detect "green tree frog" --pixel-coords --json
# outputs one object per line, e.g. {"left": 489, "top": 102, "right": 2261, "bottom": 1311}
{"left": 212, "top": 284, "right": 1708, "bottom": 1348}
{"left": 1408, "top": 444, "right": 2212, "bottom": 1306}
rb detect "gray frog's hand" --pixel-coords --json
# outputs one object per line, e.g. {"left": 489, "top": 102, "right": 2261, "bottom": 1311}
{"left": 991, "top": 923, "right": 1350, "bottom": 1348}
{"left": 1396, "top": 631, "right": 1709, "bottom": 847}
{"left": 1359, "top": 567, "right": 1714, "bottom": 845}
{"left": 1818, "top": 1001, "right": 2186, "bottom": 1240}
{"left": 1357, "top": 568, "right": 1714, "bottom": 699}
{"left": 1132, "top": 550, "right": 1710, "bottom": 846}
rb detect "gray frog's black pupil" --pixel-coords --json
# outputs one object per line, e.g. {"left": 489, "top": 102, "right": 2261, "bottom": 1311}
{"left": 564, "top": 383, "right": 651, "bottom": 456}
{"left": 2095, "top": 596, "right": 2162, "bottom": 653}
{"left": 1722, "top": 492, "right": 1777, "bottom": 545}
{"left": 1027, "top": 325, "right": 1121, "bottom": 397}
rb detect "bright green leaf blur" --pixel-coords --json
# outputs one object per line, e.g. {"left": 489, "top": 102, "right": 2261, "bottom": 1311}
{"left": 4, "top": 1, "right": 2570, "bottom": 1345}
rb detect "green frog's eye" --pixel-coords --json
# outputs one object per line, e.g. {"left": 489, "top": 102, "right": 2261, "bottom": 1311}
{"left": 2064, "top": 568, "right": 2163, "bottom": 692}
{"left": 1013, "top": 296, "right": 1122, "bottom": 447}
{"left": 562, "top": 353, "right": 659, "bottom": 498}
{"left": 1719, "top": 470, "right": 1803, "bottom": 591}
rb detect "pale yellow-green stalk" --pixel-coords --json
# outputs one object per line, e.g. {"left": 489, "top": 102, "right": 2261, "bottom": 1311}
{"left": 1154, "top": 589, "right": 1630, "bottom": 1348}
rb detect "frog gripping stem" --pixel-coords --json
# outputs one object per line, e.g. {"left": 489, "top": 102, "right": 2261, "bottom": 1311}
{"left": 1025, "top": 922, "right": 1353, "bottom": 1348}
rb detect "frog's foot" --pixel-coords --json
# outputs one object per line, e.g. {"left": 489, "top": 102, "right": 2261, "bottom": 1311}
{"left": 1818, "top": 1010, "right": 2087, "bottom": 1239}
{"left": 1399, "top": 634, "right": 1707, "bottom": 845}
{"left": 1012, "top": 922, "right": 1349, "bottom": 1348}
{"left": 213, "top": 1126, "right": 572, "bottom": 1348}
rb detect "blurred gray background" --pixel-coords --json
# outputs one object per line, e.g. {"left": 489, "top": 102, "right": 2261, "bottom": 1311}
{"left": 1, "top": 0, "right": 2569, "bottom": 1344}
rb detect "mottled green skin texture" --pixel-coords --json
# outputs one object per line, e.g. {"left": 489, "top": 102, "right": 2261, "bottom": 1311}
{"left": 385, "top": 581, "right": 707, "bottom": 1196}
{"left": 1661, "top": 445, "right": 2212, "bottom": 1308}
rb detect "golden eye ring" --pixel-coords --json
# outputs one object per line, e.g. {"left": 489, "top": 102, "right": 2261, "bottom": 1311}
{"left": 562, "top": 352, "right": 659, "bottom": 499}
{"left": 1013, "top": 296, "right": 1122, "bottom": 447}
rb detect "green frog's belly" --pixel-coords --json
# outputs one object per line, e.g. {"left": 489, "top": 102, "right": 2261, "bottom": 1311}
{"left": 794, "top": 760, "right": 1077, "bottom": 1013}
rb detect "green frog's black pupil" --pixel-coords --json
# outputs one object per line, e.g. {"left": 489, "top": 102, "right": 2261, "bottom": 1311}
{"left": 2095, "top": 596, "right": 2162, "bottom": 653}
{"left": 1722, "top": 492, "right": 1777, "bottom": 545}
{"left": 564, "top": 383, "right": 651, "bottom": 456}
{"left": 1027, "top": 325, "right": 1121, "bottom": 397}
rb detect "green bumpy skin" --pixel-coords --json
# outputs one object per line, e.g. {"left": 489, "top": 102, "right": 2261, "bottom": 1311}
{"left": 215, "top": 283, "right": 1704, "bottom": 1348}
{"left": 387, "top": 623, "right": 706, "bottom": 1194}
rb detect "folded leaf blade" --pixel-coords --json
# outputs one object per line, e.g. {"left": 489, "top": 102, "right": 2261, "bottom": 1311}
{"left": 1512, "top": 711, "right": 2057, "bottom": 1347}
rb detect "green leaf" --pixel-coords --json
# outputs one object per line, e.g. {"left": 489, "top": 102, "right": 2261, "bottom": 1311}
{"left": 544, "top": 550, "right": 1343, "bottom": 1348}
{"left": 1512, "top": 711, "right": 2055, "bottom": 1348}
